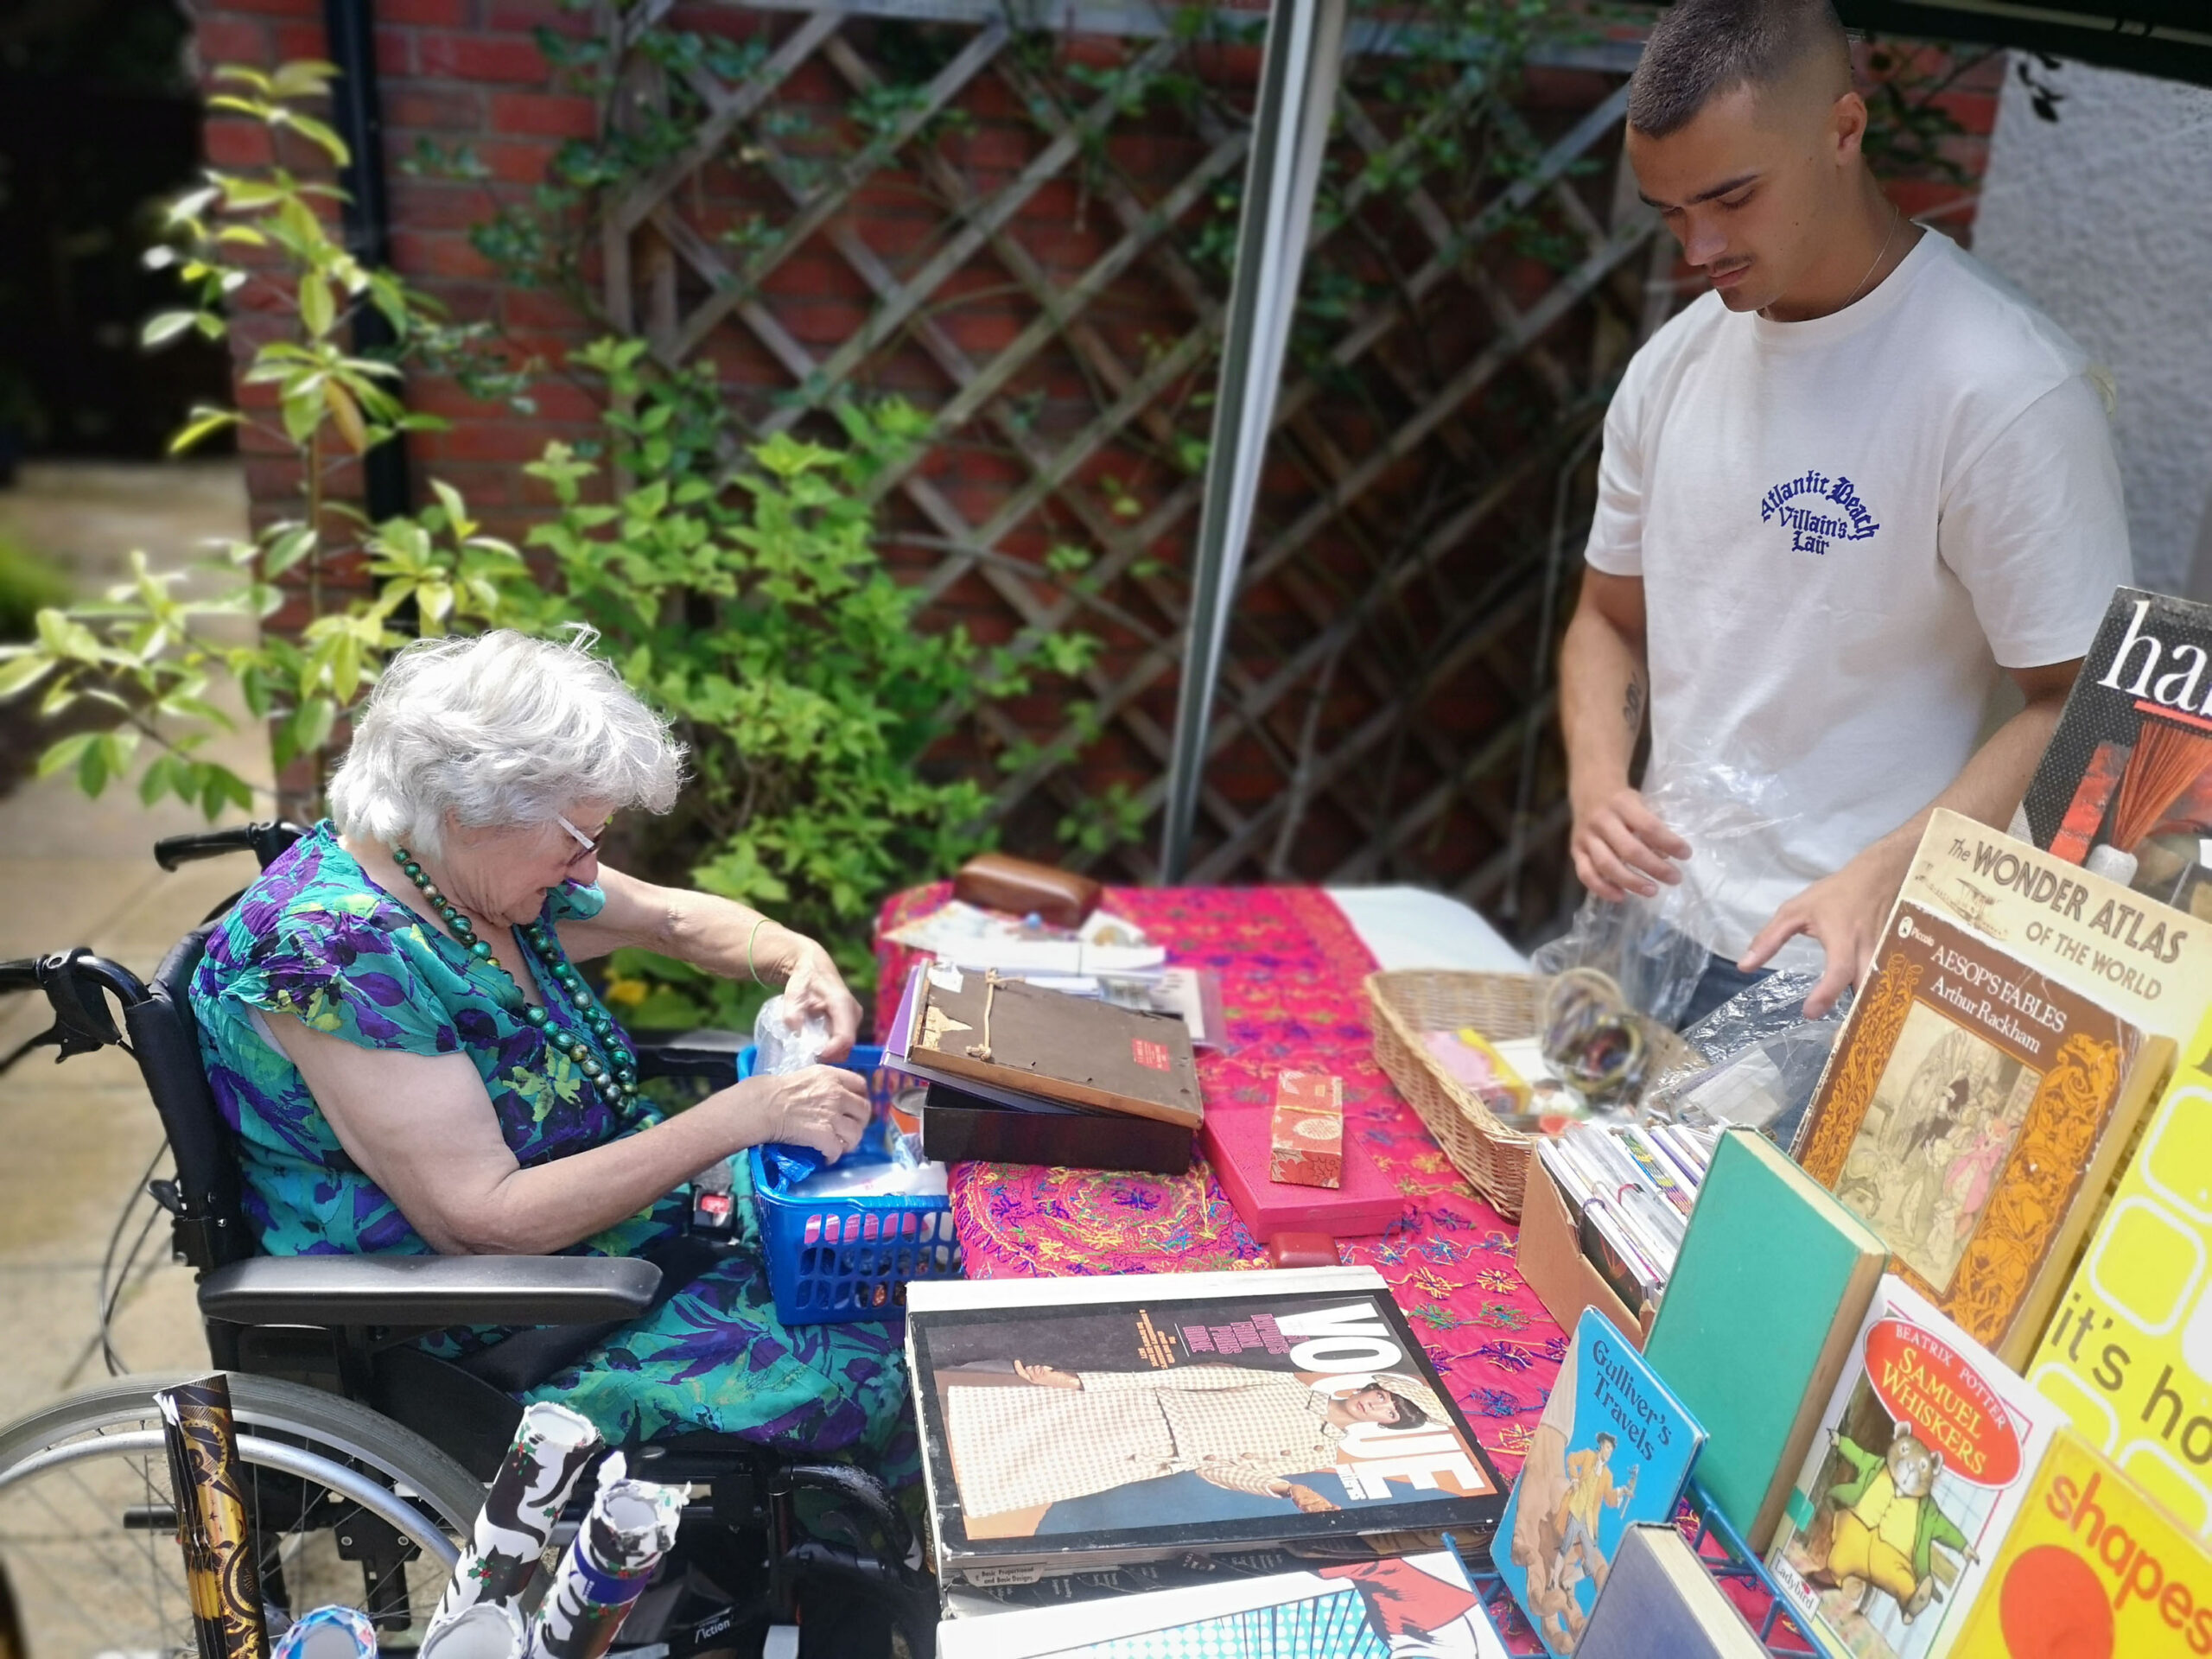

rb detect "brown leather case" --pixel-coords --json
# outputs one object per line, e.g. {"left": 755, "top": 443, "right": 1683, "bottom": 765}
{"left": 1268, "top": 1232, "right": 1341, "bottom": 1269}
{"left": 952, "top": 853, "right": 1102, "bottom": 927}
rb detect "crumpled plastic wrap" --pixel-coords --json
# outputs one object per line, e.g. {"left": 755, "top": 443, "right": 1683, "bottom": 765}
{"left": 1536, "top": 756, "right": 1811, "bottom": 1028}
{"left": 1643, "top": 969, "right": 1850, "bottom": 1147}
{"left": 1530, "top": 894, "right": 1709, "bottom": 1031}
{"left": 755, "top": 994, "right": 836, "bottom": 1186}
{"left": 753, "top": 995, "right": 830, "bottom": 1075}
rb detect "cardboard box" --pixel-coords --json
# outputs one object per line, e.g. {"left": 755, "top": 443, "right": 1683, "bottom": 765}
{"left": 1268, "top": 1071, "right": 1344, "bottom": 1187}
{"left": 1513, "top": 1141, "right": 1654, "bottom": 1348}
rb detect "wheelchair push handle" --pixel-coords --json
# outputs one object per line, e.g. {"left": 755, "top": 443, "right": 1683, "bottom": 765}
{"left": 0, "top": 949, "right": 149, "bottom": 1073}
{"left": 155, "top": 821, "right": 310, "bottom": 873}
{"left": 0, "top": 950, "right": 143, "bottom": 1003}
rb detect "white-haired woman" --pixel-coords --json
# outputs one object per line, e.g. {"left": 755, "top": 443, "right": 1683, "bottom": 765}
{"left": 190, "top": 630, "right": 911, "bottom": 1478}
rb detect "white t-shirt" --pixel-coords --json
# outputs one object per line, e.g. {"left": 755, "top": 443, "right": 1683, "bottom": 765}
{"left": 1585, "top": 229, "right": 2130, "bottom": 969}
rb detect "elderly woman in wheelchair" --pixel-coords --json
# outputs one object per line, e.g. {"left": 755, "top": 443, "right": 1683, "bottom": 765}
{"left": 188, "top": 628, "right": 916, "bottom": 1484}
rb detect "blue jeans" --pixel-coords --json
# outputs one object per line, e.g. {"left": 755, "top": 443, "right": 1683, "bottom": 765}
{"left": 1676, "top": 952, "right": 1774, "bottom": 1033}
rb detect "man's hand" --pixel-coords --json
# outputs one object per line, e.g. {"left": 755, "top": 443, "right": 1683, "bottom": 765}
{"left": 1570, "top": 785, "right": 1692, "bottom": 902}
{"left": 780, "top": 941, "right": 864, "bottom": 1060}
{"left": 1268, "top": 1480, "right": 1340, "bottom": 1513}
{"left": 1014, "top": 1362, "right": 1083, "bottom": 1389}
{"left": 1739, "top": 841, "right": 1908, "bottom": 1018}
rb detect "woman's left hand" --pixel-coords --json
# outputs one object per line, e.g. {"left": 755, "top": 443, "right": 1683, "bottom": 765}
{"left": 782, "top": 941, "right": 863, "bottom": 1061}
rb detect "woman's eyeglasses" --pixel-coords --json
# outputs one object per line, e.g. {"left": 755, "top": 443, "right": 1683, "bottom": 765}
{"left": 555, "top": 813, "right": 610, "bottom": 858}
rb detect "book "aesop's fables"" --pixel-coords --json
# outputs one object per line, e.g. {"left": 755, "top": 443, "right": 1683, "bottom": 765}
{"left": 1796, "top": 900, "right": 2171, "bottom": 1365}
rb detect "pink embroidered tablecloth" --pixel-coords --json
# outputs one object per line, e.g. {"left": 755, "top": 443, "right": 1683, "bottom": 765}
{"left": 874, "top": 882, "right": 1565, "bottom": 1484}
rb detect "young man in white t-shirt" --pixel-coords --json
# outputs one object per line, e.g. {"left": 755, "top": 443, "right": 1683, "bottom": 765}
{"left": 1560, "top": 0, "right": 2129, "bottom": 1026}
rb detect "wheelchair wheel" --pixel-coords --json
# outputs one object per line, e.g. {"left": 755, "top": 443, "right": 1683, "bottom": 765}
{"left": 0, "top": 1371, "right": 483, "bottom": 1659}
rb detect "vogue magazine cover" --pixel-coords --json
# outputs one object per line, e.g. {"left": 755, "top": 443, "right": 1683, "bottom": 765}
{"left": 906, "top": 1268, "right": 1505, "bottom": 1582}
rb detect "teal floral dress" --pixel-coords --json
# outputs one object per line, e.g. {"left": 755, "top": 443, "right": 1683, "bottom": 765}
{"left": 190, "top": 822, "right": 916, "bottom": 1478}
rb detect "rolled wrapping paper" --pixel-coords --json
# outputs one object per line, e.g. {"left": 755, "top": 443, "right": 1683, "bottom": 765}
{"left": 156, "top": 1374, "right": 270, "bottom": 1659}
{"left": 416, "top": 1604, "right": 524, "bottom": 1659}
{"left": 530, "top": 1452, "right": 687, "bottom": 1659}
{"left": 270, "top": 1607, "right": 378, "bottom": 1659}
{"left": 429, "top": 1402, "right": 603, "bottom": 1631}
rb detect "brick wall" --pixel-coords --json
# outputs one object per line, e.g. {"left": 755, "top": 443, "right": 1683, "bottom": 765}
{"left": 184, "top": 1, "right": 2004, "bottom": 531}
{"left": 191, "top": 0, "right": 607, "bottom": 552}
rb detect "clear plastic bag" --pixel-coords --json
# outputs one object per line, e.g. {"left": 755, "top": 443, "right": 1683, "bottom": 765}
{"left": 753, "top": 995, "right": 830, "bottom": 1075}
{"left": 1536, "top": 755, "right": 1813, "bottom": 1027}
{"left": 1529, "top": 895, "right": 1709, "bottom": 1030}
{"left": 753, "top": 995, "right": 836, "bottom": 1187}
{"left": 1643, "top": 969, "right": 1850, "bottom": 1147}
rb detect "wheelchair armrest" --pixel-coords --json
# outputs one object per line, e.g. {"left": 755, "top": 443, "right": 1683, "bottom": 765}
{"left": 198, "top": 1254, "right": 662, "bottom": 1326}
{"left": 630, "top": 1027, "right": 745, "bottom": 1087}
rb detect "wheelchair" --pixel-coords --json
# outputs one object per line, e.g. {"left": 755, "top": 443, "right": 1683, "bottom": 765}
{"left": 0, "top": 823, "right": 937, "bottom": 1659}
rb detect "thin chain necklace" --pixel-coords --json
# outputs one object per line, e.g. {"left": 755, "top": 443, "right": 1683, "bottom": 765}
{"left": 1844, "top": 203, "right": 1903, "bottom": 309}
{"left": 1763, "top": 202, "right": 1903, "bottom": 321}
{"left": 391, "top": 845, "right": 640, "bottom": 1102}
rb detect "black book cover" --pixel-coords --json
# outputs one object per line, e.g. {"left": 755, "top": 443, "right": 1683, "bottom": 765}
{"left": 905, "top": 1267, "right": 1505, "bottom": 1585}
{"left": 919, "top": 1080, "right": 1194, "bottom": 1175}
{"left": 2021, "top": 586, "right": 2212, "bottom": 918}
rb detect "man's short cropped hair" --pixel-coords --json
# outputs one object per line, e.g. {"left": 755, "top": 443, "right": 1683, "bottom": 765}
{"left": 1627, "top": 0, "right": 1851, "bottom": 138}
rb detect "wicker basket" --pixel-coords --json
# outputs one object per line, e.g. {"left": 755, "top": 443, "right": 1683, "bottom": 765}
{"left": 1364, "top": 969, "right": 1701, "bottom": 1220}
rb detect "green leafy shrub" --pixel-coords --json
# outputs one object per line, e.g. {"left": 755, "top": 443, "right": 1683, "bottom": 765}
{"left": 505, "top": 341, "right": 1053, "bottom": 1021}
{"left": 0, "top": 62, "right": 1100, "bottom": 1027}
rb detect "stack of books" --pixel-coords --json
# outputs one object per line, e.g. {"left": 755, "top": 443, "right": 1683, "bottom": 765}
{"left": 887, "top": 960, "right": 1409, "bottom": 1240}
{"left": 887, "top": 961, "right": 1207, "bottom": 1176}
{"left": 1533, "top": 1120, "right": 1719, "bottom": 1316}
{"left": 1494, "top": 1124, "right": 2087, "bottom": 1659}
{"left": 1520, "top": 581, "right": 2212, "bottom": 1656}
{"left": 906, "top": 1266, "right": 1512, "bottom": 1650}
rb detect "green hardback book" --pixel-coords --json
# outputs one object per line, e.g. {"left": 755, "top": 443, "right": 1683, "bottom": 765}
{"left": 1642, "top": 1128, "right": 1888, "bottom": 1552}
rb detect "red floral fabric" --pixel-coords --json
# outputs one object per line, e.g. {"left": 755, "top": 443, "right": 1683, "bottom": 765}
{"left": 874, "top": 883, "right": 1565, "bottom": 1484}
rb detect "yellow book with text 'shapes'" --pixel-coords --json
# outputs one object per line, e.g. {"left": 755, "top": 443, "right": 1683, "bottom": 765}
{"left": 1949, "top": 1429, "right": 2212, "bottom": 1657}
{"left": 2030, "top": 1003, "right": 2212, "bottom": 1540}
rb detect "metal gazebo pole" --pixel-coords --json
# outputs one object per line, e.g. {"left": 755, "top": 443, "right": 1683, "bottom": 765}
{"left": 1158, "top": 0, "right": 1348, "bottom": 883}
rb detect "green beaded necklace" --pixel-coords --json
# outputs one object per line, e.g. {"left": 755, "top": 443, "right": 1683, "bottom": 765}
{"left": 391, "top": 844, "right": 641, "bottom": 1102}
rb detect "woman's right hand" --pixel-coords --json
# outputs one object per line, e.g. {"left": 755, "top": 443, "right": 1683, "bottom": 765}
{"left": 746, "top": 1064, "right": 871, "bottom": 1161}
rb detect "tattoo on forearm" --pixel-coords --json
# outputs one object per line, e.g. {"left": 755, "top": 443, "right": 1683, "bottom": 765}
{"left": 1623, "top": 677, "right": 1645, "bottom": 736}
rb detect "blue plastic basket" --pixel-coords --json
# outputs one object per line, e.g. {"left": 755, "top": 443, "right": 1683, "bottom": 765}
{"left": 741, "top": 1042, "right": 963, "bottom": 1325}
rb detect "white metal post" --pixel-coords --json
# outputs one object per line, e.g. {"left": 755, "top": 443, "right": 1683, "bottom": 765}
{"left": 1158, "top": 0, "right": 1347, "bottom": 882}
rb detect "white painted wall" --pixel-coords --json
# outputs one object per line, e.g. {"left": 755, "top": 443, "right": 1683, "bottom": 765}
{"left": 1969, "top": 55, "right": 2212, "bottom": 597}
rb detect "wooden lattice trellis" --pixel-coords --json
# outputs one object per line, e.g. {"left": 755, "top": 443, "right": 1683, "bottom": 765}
{"left": 599, "top": 0, "right": 1669, "bottom": 934}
